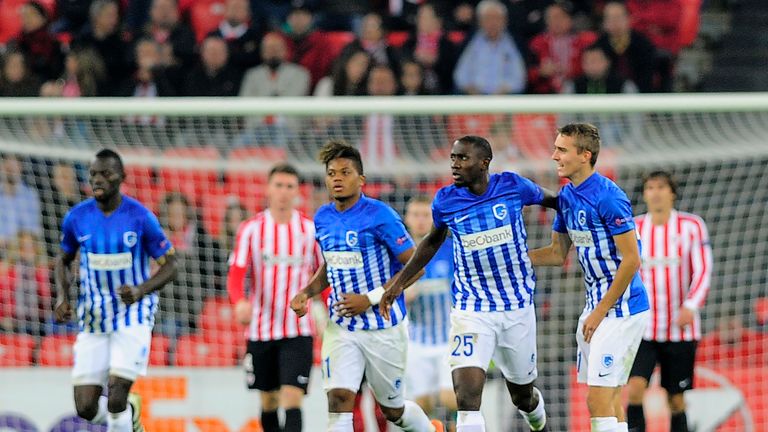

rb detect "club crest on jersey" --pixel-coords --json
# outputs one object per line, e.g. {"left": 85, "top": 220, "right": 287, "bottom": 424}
{"left": 492, "top": 203, "right": 507, "bottom": 220}
{"left": 578, "top": 210, "right": 587, "bottom": 226}
{"left": 123, "top": 231, "right": 138, "bottom": 247}
{"left": 602, "top": 354, "right": 614, "bottom": 368}
{"left": 346, "top": 231, "right": 358, "bottom": 247}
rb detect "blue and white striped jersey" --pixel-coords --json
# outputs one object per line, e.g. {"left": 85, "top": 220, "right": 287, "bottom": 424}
{"left": 553, "top": 173, "right": 649, "bottom": 317}
{"left": 315, "top": 195, "right": 414, "bottom": 331}
{"left": 408, "top": 239, "right": 453, "bottom": 345}
{"left": 432, "top": 172, "right": 543, "bottom": 312}
{"left": 60, "top": 195, "right": 173, "bottom": 333}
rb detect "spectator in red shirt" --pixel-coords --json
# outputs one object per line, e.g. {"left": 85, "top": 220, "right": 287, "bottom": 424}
{"left": 627, "top": 0, "right": 683, "bottom": 56}
{"left": 528, "top": 1, "right": 597, "bottom": 94}
{"left": 208, "top": 0, "right": 262, "bottom": 74}
{"left": 0, "top": 231, "right": 51, "bottom": 336}
{"left": 283, "top": 5, "right": 334, "bottom": 92}
{"left": 11, "top": 1, "right": 63, "bottom": 81}
{"left": 594, "top": 1, "right": 656, "bottom": 92}
{"left": 400, "top": 2, "right": 458, "bottom": 95}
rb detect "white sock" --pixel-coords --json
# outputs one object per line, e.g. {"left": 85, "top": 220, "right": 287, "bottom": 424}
{"left": 616, "top": 422, "right": 629, "bottom": 432}
{"left": 327, "top": 412, "right": 353, "bottom": 432}
{"left": 394, "top": 400, "right": 434, "bottom": 431}
{"left": 457, "top": 410, "right": 485, "bottom": 432}
{"left": 517, "top": 387, "right": 547, "bottom": 431}
{"left": 90, "top": 396, "right": 109, "bottom": 424}
{"left": 107, "top": 407, "right": 133, "bottom": 432}
{"left": 591, "top": 417, "right": 618, "bottom": 432}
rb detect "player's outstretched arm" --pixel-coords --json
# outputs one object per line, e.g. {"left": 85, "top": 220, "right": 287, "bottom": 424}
{"left": 581, "top": 230, "right": 641, "bottom": 342}
{"left": 291, "top": 262, "right": 329, "bottom": 318}
{"left": 539, "top": 187, "right": 559, "bottom": 210}
{"left": 54, "top": 250, "right": 77, "bottom": 322}
{"left": 120, "top": 251, "right": 179, "bottom": 305}
{"left": 380, "top": 224, "right": 448, "bottom": 318}
{"left": 529, "top": 231, "right": 572, "bottom": 267}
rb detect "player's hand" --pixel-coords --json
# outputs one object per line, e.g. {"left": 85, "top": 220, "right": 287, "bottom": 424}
{"left": 54, "top": 297, "right": 73, "bottom": 322}
{"left": 234, "top": 299, "right": 252, "bottom": 325}
{"left": 582, "top": 308, "right": 607, "bottom": 343}
{"left": 676, "top": 307, "right": 695, "bottom": 328}
{"left": 380, "top": 285, "right": 404, "bottom": 321}
{"left": 334, "top": 293, "right": 371, "bottom": 317}
{"left": 119, "top": 285, "right": 144, "bottom": 305}
{"left": 290, "top": 292, "right": 309, "bottom": 317}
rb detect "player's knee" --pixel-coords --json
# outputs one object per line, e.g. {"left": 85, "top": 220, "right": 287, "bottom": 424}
{"left": 454, "top": 383, "right": 482, "bottom": 411}
{"left": 668, "top": 393, "right": 686, "bottom": 413}
{"left": 280, "top": 386, "right": 305, "bottom": 409}
{"left": 379, "top": 405, "right": 404, "bottom": 422}
{"left": 511, "top": 389, "right": 535, "bottom": 412}
{"left": 627, "top": 377, "right": 648, "bottom": 404}
{"left": 327, "top": 389, "right": 355, "bottom": 412}
{"left": 107, "top": 394, "right": 128, "bottom": 413}
{"left": 262, "top": 391, "right": 280, "bottom": 411}
{"left": 75, "top": 399, "right": 99, "bottom": 421}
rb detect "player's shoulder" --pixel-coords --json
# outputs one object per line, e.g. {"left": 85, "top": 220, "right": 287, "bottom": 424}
{"left": 120, "top": 195, "right": 158, "bottom": 219}
{"left": 67, "top": 197, "right": 97, "bottom": 216}
{"left": 314, "top": 202, "right": 336, "bottom": 222}
{"left": 360, "top": 195, "right": 401, "bottom": 221}
{"left": 677, "top": 211, "right": 708, "bottom": 229}
{"left": 240, "top": 212, "right": 267, "bottom": 229}
{"left": 593, "top": 174, "right": 630, "bottom": 203}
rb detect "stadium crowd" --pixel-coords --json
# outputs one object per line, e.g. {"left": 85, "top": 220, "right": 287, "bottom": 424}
{"left": 0, "top": 0, "right": 699, "bottom": 100}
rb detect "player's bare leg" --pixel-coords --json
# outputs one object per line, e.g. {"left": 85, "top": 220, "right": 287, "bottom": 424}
{"left": 261, "top": 390, "right": 280, "bottom": 432}
{"left": 626, "top": 376, "right": 647, "bottom": 432}
{"left": 506, "top": 381, "right": 548, "bottom": 431}
{"left": 327, "top": 388, "right": 356, "bottom": 431}
{"left": 379, "top": 402, "right": 440, "bottom": 431}
{"left": 453, "top": 367, "right": 485, "bottom": 432}
{"left": 74, "top": 385, "right": 106, "bottom": 423}
{"left": 107, "top": 375, "right": 137, "bottom": 432}
{"left": 280, "top": 385, "right": 305, "bottom": 432}
{"left": 587, "top": 386, "right": 618, "bottom": 432}
{"left": 668, "top": 393, "right": 689, "bottom": 432}
{"left": 613, "top": 387, "right": 627, "bottom": 432}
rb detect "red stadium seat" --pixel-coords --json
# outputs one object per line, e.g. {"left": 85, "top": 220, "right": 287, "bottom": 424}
{"left": 159, "top": 147, "right": 222, "bottom": 202}
{"left": 512, "top": 113, "right": 558, "bottom": 159}
{"left": 386, "top": 31, "right": 409, "bottom": 48}
{"left": 174, "top": 334, "right": 238, "bottom": 366}
{"left": 39, "top": 334, "right": 76, "bottom": 366}
{"left": 324, "top": 31, "right": 356, "bottom": 60}
{"left": 756, "top": 297, "right": 768, "bottom": 326}
{"left": 446, "top": 114, "right": 502, "bottom": 139}
{"left": 189, "top": 0, "right": 225, "bottom": 42}
{"left": 199, "top": 296, "right": 243, "bottom": 343}
{"left": 199, "top": 184, "right": 234, "bottom": 238}
{"left": 149, "top": 334, "right": 170, "bottom": 366}
{"left": 447, "top": 31, "right": 467, "bottom": 45}
{"left": 678, "top": 0, "right": 702, "bottom": 48}
{"left": 0, "top": 334, "right": 35, "bottom": 366}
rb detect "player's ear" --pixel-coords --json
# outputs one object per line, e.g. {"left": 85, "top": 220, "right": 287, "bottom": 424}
{"left": 359, "top": 174, "right": 366, "bottom": 186}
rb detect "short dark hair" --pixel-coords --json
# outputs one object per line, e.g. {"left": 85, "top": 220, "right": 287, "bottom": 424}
{"left": 318, "top": 139, "right": 364, "bottom": 175}
{"left": 557, "top": 123, "right": 600, "bottom": 166}
{"left": 94, "top": 148, "right": 124, "bottom": 173}
{"left": 268, "top": 162, "right": 300, "bottom": 181}
{"left": 643, "top": 170, "right": 678, "bottom": 196}
{"left": 456, "top": 135, "right": 493, "bottom": 161}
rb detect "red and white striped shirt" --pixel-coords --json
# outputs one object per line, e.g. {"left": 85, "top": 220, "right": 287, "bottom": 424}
{"left": 227, "top": 210, "right": 323, "bottom": 341}
{"left": 636, "top": 210, "right": 713, "bottom": 342}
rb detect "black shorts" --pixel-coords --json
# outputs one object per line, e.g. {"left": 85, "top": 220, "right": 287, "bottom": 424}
{"left": 244, "top": 336, "right": 314, "bottom": 393}
{"left": 630, "top": 339, "right": 698, "bottom": 395}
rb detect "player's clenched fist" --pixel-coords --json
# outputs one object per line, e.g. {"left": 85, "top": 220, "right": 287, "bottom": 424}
{"left": 234, "top": 300, "right": 252, "bottom": 325}
{"left": 54, "top": 297, "right": 73, "bottom": 322}
{"left": 119, "top": 285, "right": 144, "bottom": 305}
{"left": 290, "top": 292, "right": 309, "bottom": 317}
{"left": 379, "top": 285, "right": 403, "bottom": 320}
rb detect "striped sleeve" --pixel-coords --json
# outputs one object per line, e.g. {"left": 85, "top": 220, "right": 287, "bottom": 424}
{"left": 227, "top": 219, "right": 256, "bottom": 304}
{"left": 683, "top": 216, "right": 713, "bottom": 311}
